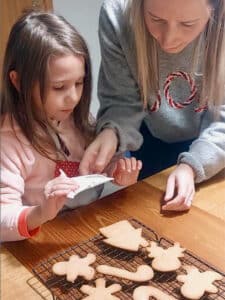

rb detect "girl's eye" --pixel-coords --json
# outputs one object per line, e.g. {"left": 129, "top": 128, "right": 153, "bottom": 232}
{"left": 53, "top": 85, "right": 64, "bottom": 90}
{"left": 75, "top": 82, "right": 84, "bottom": 87}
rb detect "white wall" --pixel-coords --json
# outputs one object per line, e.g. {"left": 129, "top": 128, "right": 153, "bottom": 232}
{"left": 53, "top": 0, "right": 103, "bottom": 117}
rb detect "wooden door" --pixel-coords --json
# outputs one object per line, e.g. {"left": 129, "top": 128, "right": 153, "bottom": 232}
{"left": 0, "top": 0, "right": 53, "bottom": 83}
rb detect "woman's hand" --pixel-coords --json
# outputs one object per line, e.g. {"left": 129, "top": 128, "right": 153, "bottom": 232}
{"left": 113, "top": 157, "right": 142, "bottom": 186}
{"left": 162, "top": 163, "right": 195, "bottom": 211}
{"left": 42, "top": 171, "right": 79, "bottom": 222}
{"left": 79, "top": 128, "right": 118, "bottom": 175}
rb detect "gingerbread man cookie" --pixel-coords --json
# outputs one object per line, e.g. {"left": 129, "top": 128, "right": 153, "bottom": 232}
{"left": 100, "top": 220, "right": 148, "bottom": 251}
{"left": 52, "top": 253, "right": 96, "bottom": 283}
{"left": 80, "top": 278, "right": 121, "bottom": 300}
{"left": 146, "top": 242, "right": 185, "bottom": 272}
{"left": 133, "top": 285, "right": 176, "bottom": 300}
{"left": 177, "top": 265, "right": 223, "bottom": 299}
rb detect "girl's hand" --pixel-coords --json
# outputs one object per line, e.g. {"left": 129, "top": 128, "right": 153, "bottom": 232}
{"left": 162, "top": 163, "right": 195, "bottom": 211}
{"left": 42, "top": 171, "right": 79, "bottom": 221}
{"left": 113, "top": 157, "right": 142, "bottom": 186}
{"left": 79, "top": 128, "right": 118, "bottom": 175}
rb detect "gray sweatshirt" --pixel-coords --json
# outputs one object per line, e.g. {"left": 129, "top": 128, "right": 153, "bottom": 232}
{"left": 97, "top": 0, "right": 225, "bottom": 183}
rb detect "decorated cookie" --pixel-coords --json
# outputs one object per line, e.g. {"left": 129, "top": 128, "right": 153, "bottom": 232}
{"left": 133, "top": 285, "right": 176, "bottom": 300}
{"left": 177, "top": 265, "right": 223, "bottom": 299}
{"left": 100, "top": 220, "right": 148, "bottom": 251}
{"left": 80, "top": 278, "right": 121, "bottom": 300}
{"left": 146, "top": 242, "right": 185, "bottom": 272}
{"left": 97, "top": 264, "right": 154, "bottom": 282}
{"left": 52, "top": 253, "right": 96, "bottom": 283}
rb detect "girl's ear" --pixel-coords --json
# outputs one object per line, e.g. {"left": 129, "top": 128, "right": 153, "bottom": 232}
{"left": 9, "top": 70, "right": 20, "bottom": 91}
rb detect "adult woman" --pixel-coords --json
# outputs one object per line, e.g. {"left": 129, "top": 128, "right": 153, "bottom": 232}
{"left": 80, "top": 0, "right": 225, "bottom": 211}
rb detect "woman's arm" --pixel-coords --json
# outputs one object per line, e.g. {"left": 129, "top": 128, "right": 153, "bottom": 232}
{"left": 162, "top": 105, "right": 225, "bottom": 211}
{"left": 79, "top": 1, "right": 146, "bottom": 175}
{"left": 178, "top": 105, "right": 225, "bottom": 183}
{"left": 97, "top": 0, "right": 146, "bottom": 152}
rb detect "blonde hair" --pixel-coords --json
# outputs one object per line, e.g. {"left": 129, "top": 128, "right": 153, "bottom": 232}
{"left": 127, "top": 0, "right": 225, "bottom": 109}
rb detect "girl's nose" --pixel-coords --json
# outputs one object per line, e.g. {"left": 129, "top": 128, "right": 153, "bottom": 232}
{"left": 67, "top": 86, "right": 79, "bottom": 103}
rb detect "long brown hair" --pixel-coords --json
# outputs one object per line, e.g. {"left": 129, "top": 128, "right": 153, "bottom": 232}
{"left": 127, "top": 0, "right": 225, "bottom": 109}
{"left": 1, "top": 10, "right": 94, "bottom": 160}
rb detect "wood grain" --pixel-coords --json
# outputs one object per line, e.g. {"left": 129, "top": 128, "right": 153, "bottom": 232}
{"left": 0, "top": 246, "right": 51, "bottom": 300}
{"left": 144, "top": 168, "right": 225, "bottom": 219}
{"left": 4, "top": 181, "right": 225, "bottom": 272}
{"left": 2, "top": 175, "right": 225, "bottom": 300}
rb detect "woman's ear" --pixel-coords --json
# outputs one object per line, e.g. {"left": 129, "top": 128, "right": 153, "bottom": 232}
{"left": 9, "top": 70, "right": 20, "bottom": 91}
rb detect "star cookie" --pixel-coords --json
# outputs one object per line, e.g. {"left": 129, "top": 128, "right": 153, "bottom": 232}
{"left": 80, "top": 278, "right": 121, "bottom": 300}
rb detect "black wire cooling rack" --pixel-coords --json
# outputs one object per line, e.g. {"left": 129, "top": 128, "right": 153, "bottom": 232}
{"left": 32, "top": 218, "right": 225, "bottom": 300}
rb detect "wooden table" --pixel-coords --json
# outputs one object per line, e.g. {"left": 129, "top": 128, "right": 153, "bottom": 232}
{"left": 1, "top": 167, "right": 225, "bottom": 300}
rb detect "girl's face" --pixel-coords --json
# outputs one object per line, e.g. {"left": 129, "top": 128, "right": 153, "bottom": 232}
{"left": 143, "top": 0, "right": 212, "bottom": 53}
{"left": 33, "top": 54, "right": 85, "bottom": 122}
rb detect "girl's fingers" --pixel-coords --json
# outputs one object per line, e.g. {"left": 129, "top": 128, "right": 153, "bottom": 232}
{"left": 46, "top": 182, "right": 79, "bottom": 198}
{"left": 124, "top": 157, "right": 132, "bottom": 172}
{"left": 115, "top": 157, "right": 142, "bottom": 175}
{"left": 48, "top": 189, "right": 71, "bottom": 198}
{"left": 130, "top": 157, "right": 137, "bottom": 170}
{"left": 111, "top": 157, "right": 142, "bottom": 186}
{"left": 118, "top": 158, "right": 126, "bottom": 171}
{"left": 113, "top": 171, "right": 123, "bottom": 186}
{"left": 49, "top": 177, "right": 79, "bottom": 187}
{"left": 70, "top": 179, "right": 80, "bottom": 188}
{"left": 137, "top": 160, "right": 142, "bottom": 171}
{"left": 50, "top": 183, "right": 77, "bottom": 191}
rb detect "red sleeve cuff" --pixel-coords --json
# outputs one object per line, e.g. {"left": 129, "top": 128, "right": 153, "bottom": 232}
{"left": 18, "top": 208, "right": 40, "bottom": 238}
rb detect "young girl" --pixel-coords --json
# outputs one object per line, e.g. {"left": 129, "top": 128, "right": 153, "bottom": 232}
{"left": 80, "top": 0, "right": 225, "bottom": 211}
{"left": 0, "top": 10, "right": 142, "bottom": 242}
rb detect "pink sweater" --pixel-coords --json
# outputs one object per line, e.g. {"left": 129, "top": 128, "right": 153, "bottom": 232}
{"left": 0, "top": 115, "right": 90, "bottom": 242}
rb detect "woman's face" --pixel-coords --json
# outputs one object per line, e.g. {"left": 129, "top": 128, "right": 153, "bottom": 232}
{"left": 143, "top": 0, "right": 212, "bottom": 53}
